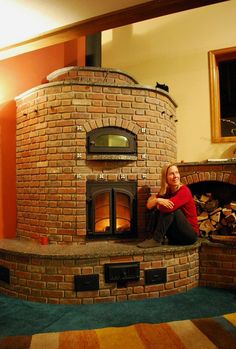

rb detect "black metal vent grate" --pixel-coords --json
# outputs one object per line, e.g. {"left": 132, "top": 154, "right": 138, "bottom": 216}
{"left": 74, "top": 274, "right": 99, "bottom": 292}
{"left": 104, "top": 262, "right": 140, "bottom": 287}
{"left": 145, "top": 268, "right": 167, "bottom": 285}
{"left": 0, "top": 265, "right": 10, "bottom": 284}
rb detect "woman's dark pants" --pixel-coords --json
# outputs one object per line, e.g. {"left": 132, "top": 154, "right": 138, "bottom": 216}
{"left": 147, "top": 209, "right": 198, "bottom": 245}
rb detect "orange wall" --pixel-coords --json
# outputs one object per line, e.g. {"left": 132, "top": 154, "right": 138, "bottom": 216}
{"left": 0, "top": 38, "right": 86, "bottom": 239}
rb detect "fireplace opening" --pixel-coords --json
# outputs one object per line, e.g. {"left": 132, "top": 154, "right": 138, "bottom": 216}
{"left": 86, "top": 181, "right": 137, "bottom": 239}
{"left": 189, "top": 181, "right": 236, "bottom": 237}
{"left": 87, "top": 127, "right": 137, "bottom": 154}
{"left": 189, "top": 181, "right": 236, "bottom": 206}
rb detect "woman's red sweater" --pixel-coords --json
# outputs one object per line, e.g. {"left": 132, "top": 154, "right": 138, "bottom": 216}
{"left": 158, "top": 185, "right": 200, "bottom": 235}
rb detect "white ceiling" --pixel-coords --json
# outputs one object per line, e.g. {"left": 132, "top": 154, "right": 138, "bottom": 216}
{"left": 0, "top": 0, "right": 150, "bottom": 49}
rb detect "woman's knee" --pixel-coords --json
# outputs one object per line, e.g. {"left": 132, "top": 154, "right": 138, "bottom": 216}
{"left": 173, "top": 209, "right": 186, "bottom": 220}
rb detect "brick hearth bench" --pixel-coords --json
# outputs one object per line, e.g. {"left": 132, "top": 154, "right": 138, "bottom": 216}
{"left": 0, "top": 238, "right": 235, "bottom": 304}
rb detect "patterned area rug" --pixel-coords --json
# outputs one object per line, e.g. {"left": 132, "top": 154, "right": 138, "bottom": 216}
{"left": 1, "top": 313, "right": 236, "bottom": 349}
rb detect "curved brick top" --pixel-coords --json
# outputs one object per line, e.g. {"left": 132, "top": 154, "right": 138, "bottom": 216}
{"left": 47, "top": 66, "right": 139, "bottom": 85}
{"left": 15, "top": 67, "right": 177, "bottom": 108}
{"left": 177, "top": 161, "right": 236, "bottom": 186}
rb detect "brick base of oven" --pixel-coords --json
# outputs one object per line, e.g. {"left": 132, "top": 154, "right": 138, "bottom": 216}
{"left": 199, "top": 242, "right": 236, "bottom": 289}
{"left": 0, "top": 239, "right": 234, "bottom": 304}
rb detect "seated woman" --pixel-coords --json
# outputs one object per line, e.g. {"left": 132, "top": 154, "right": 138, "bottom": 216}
{"left": 138, "top": 163, "right": 200, "bottom": 248}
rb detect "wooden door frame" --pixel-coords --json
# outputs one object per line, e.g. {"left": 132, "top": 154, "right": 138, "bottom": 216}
{"left": 209, "top": 46, "right": 236, "bottom": 143}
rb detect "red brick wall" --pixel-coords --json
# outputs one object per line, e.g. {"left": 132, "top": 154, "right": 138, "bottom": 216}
{"left": 199, "top": 243, "right": 236, "bottom": 289}
{"left": 178, "top": 162, "right": 236, "bottom": 186}
{"left": 15, "top": 67, "right": 177, "bottom": 243}
{"left": 0, "top": 39, "right": 86, "bottom": 240}
{"left": 0, "top": 246, "right": 199, "bottom": 304}
{"left": 0, "top": 241, "right": 235, "bottom": 304}
{"left": 177, "top": 162, "right": 236, "bottom": 290}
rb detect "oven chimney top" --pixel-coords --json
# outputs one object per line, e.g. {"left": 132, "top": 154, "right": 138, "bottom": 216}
{"left": 86, "top": 33, "right": 101, "bottom": 67}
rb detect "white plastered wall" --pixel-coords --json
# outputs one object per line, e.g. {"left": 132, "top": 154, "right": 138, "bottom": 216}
{"left": 102, "top": 0, "right": 236, "bottom": 162}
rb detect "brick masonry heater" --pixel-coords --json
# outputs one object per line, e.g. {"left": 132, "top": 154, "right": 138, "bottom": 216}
{"left": 15, "top": 66, "right": 177, "bottom": 244}
{"left": 0, "top": 67, "right": 235, "bottom": 304}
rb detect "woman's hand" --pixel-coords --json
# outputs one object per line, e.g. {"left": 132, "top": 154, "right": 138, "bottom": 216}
{"left": 157, "top": 198, "right": 174, "bottom": 209}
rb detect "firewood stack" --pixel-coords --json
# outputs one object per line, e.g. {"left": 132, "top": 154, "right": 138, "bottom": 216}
{"left": 194, "top": 193, "right": 236, "bottom": 238}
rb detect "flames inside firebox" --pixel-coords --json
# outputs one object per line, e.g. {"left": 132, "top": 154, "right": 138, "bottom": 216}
{"left": 86, "top": 181, "right": 137, "bottom": 238}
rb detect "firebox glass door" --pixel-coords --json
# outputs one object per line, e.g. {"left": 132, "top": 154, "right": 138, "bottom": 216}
{"left": 93, "top": 190, "right": 132, "bottom": 235}
{"left": 115, "top": 192, "right": 131, "bottom": 232}
{"left": 87, "top": 181, "right": 137, "bottom": 238}
{"left": 94, "top": 192, "right": 111, "bottom": 233}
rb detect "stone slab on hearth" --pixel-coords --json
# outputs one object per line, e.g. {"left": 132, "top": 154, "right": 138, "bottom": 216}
{"left": 0, "top": 238, "right": 200, "bottom": 259}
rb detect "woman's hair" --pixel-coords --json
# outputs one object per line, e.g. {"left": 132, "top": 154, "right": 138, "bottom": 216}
{"left": 159, "top": 163, "right": 179, "bottom": 196}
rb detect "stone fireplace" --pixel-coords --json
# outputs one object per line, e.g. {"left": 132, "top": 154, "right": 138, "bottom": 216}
{"left": 15, "top": 66, "right": 177, "bottom": 244}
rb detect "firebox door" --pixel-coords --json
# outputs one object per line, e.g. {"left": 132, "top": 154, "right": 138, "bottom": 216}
{"left": 86, "top": 181, "right": 137, "bottom": 238}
